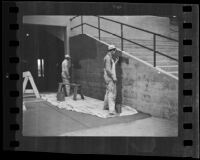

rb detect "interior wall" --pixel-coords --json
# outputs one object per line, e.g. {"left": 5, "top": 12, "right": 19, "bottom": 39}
{"left": 23, "top": 15, "right": 70, "bottom": 26}
{"left": 40, "top": 26, "right": 65, "bottom": 41}
{"left": 23, "top": 15, "right": 72, "bottom": 55}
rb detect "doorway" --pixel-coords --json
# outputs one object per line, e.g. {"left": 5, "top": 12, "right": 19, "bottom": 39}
{"left": 22, "top": 24, "right": 65, "bottom": 92}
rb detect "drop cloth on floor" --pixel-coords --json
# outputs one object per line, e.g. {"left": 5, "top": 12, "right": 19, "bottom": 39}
{"left": 40, "top": 93, "right": 138, "bottom": 118}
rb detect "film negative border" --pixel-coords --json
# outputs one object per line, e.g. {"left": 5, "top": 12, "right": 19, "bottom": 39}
{"left": 3, "top": 2, "right": 20, "bottom": 150}
{"left": 2, "top": 2, "right": 199, "bottom": 158}
{"left": 9, "top": 1, "right": 21, "bottom": 147}
{"left": 182, "top": 4, "right": 199, "bottom": 157}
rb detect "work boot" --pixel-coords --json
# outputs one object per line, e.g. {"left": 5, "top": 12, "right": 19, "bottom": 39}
{"left": 109, "top": 112, "right": 116, "bottom": 116}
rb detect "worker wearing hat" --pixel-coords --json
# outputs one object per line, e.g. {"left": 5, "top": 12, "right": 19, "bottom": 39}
{"left": 61, "top": 54, "right": 71, "bottom": 96}
{"left": 103, "top": 45, "right": 119, "bottom": 115}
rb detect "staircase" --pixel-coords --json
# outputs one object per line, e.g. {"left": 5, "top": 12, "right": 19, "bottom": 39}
{"left": 98, "top": 37, "right": 178, "bottom": 78}
{"left": 70, "top": 15, "right": 179, "bottom": 78}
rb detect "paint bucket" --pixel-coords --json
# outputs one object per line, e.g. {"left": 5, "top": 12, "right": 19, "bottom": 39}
{"left": 115, "top": 104, "right": 122, "bottom": 113}
{"left": 57, "top": 91, "right": 65, "bottom": 101}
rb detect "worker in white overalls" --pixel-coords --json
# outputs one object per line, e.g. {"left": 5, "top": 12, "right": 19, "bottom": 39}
{"left": 61, "top": 54, "right": 71, "bottom": 96}
{"left": 103, "top": 45, "right": 119, "bottom": 115}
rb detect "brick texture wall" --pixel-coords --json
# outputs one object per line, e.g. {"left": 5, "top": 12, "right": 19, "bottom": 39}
{"left": 70, "top": 34, "right": 178, "bottom": 121}
{"left": 70, "top": 34, "right": 106, "bottom": 100}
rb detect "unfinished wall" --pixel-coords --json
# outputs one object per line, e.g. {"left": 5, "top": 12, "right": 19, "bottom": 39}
{"left": 70, "top": 34, "right": 106, "bottom": 100}
{"left": 70, "top": 34, "right": 178, "bottom": 121}
{"left": 121, "top": 56, "right": 178, "bottom": 121}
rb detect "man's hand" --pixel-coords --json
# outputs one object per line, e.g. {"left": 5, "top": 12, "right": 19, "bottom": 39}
{"left": 115, "top": 57, "right": 119, "bottom": 64}
{"left": 113, "top": 78, "right": 117, "bottom": 83}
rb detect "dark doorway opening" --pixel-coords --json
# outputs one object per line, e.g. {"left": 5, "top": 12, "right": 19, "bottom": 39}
{"left": 22, "top": 24, "right": 65, "bottom": 92}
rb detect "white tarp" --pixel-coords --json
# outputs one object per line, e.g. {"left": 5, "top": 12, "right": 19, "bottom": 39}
{"left": 40, "top": 93, "right": 138, "bottom": 118}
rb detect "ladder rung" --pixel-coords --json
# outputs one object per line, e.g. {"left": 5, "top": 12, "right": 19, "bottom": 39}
{"left": 157, "top": 65, "right": 178, "bottom": 68}
{"left": 148, "top": 60, "right": 178, "bottom": 63}
{"left": 24, "top": 89, "right": 34, "bottom": 93}
{"left": 24, "top": 99, "right": 45, "bottom": 103}
{"left": 168, "top": 71, "right": 178, "bottom": 74}
{"left": 23, "top": 94, "right": 37, "bottom": 98}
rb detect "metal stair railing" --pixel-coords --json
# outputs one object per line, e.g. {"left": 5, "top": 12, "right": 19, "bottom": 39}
{"left": 70, "top": 16, "right": 179, "bottom": 67}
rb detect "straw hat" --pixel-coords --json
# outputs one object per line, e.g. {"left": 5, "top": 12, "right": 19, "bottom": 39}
{"left": 108, "top": 45, "right": 116, "bottom": 51}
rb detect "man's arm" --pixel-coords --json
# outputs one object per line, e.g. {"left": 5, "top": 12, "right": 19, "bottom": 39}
{"left": 111, "top": 58, "right": 117, "bottom": 82}
{"left": 65, "top": 61, "right": 70, "bottom": 78}
{"left": 104, "top": 57, "right": 113, "bottom": 80}
{"left": 62, "top": 61, "right": 70, "bottom": 79}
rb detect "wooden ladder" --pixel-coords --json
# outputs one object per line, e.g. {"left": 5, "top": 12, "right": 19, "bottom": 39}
{"left": 23, "top": 71, "right": 40, "bottom": 98}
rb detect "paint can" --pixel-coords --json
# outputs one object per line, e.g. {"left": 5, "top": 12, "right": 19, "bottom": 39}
{"left": 57, "top": 91, "right": 65, "bottom": 101}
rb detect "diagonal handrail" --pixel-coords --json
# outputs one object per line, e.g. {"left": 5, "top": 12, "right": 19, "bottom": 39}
{"left": 70, "top": 16, "right": 179, "bottom": 67}
{"left": 70, "top": 15, "right": 179, "bottom": 42}
{"left": 84, "top": 23, "right": 152, "bottom": 51}
{"left": 70, "top": 16, "right": 79, "bottom": 21}
{"left": 96, "top": 16, "right": 179, "bottom": 42}
{"left": 84, "top": 23, "right": 178, "bottom": 61}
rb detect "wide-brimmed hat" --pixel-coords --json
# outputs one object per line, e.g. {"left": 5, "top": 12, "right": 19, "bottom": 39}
{"left": 108, "top": 45, "right": 116, "bottom": 51}
{"left": 65, "top": 54, "right": 71, "bottom": 58}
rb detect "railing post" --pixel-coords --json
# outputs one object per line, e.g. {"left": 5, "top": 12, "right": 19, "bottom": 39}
{"left": 121, "top": 24, "right": 123, "bottom": 51}
{"left": 153, "top": 34, "right": 156, "bottom": 67}
{"left": 98, "top": 16, "right": 101, "bottom": 40}
{"left": 81, "top": 16, "right": 83, "bottom": 34}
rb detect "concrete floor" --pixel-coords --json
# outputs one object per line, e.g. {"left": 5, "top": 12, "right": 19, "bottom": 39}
{"left": 23, "top": 96, "right": 178, "bottom": 137}
{"left": 61, "top": 117, "right": 178, "bottom": 137}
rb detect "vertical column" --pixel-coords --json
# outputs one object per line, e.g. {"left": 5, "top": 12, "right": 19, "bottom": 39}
{"left": 65, "top": 18, "right": 71, "bottom": 56}
{"left": 153, "top": 34, "right": 156, "bottom": 67}
{"left": 98, "top": 16, "right": 101, "bottom": 40}
{"left": 121, "top": 24, "right": 123, "bottom": 51}
{"left": 81, "top": 16, "right": 83, "bottom": 34}
{"left": 64, "top": 26, "right": 67, "bottom": 55}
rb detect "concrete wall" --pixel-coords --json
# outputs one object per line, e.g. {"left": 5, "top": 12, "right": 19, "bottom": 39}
{"left": 70, "top": 34, "right": 106, "bottom": 100}
{"left": 23, "top": 15, "right": 70, "bottom": 26}
{"left": 71, "top": 16, "right": 178, "bottom": 40}
{"left": 23, "top": 15, "right": 72, "bottom": 55}
{"left": 70, "top": 34, "right": 178, "bottom": 121}
{"left": 39, "top": 26, "right": 65, "bottom": 41}
{"left": 22, "top": 15, "right": 178, "bottom": 55}
{"left": 23, "top": 15, "right": 178, "bottom": 42}
{"left": 121, "top": 56, "right": 178, "bottom": 121}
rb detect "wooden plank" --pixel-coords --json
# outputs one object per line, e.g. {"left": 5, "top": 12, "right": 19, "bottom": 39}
{"left": 23, "top": 77, "right": 29, "bottom": 93}
{"left": 23, "top": 94, "right": 36, "bottom": 98}
{"left": 157, "top": 65, "right": 178, "bottom": 68}
{"left": 24, "top": 89, "right": 34, "bottom": 93}
{"left": 23, "top": 99, "right": 46, "bottom": 103}
{"left": 23, "top": 71, "right": 31, "bottom": 78}
{"left": 28, "top": 76, "right": 40, "bottom": 98}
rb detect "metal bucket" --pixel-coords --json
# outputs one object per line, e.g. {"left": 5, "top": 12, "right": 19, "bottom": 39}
{"left": 57, "top": 91, "right": 65, "bottom": 101}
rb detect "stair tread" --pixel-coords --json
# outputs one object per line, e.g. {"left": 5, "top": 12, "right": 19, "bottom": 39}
{"left": 96, "top": 36, "right": 179, "bottom": 78}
